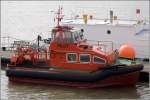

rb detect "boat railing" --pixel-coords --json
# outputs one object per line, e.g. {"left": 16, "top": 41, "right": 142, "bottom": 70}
{"left": 87, "top": 40, "right": 114, "bottom": 53}
{"left": 1, "top": 36, "right": 37, "bottom": 51}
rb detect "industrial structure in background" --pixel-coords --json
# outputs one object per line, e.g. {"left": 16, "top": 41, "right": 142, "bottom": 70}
{"left": 62, "top": 9, "right": 149, "bottom": 60}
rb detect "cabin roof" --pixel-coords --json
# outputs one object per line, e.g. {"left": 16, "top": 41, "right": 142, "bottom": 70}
{"left": 52, "top": 26, "right": 81, "bottom": 33}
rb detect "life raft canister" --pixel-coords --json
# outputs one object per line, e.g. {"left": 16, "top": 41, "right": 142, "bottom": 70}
{"left": 118, "top": 44, "right": 136, "bottom": 59}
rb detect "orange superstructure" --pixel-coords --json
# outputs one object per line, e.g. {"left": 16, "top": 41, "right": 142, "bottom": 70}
{"left": 47, "top": 7, "right": 117, "bottom": 71}
{"left": 49, "top": 26, "right": 116, "bottom": 70}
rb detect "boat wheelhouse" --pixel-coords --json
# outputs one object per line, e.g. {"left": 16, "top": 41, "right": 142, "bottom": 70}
{"left": 49, "top": 25, "right": 115, "bottom": 71}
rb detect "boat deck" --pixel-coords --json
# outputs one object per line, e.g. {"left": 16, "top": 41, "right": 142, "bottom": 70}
{"left": 1, "top": 50, "right": 149, "bottom": 72}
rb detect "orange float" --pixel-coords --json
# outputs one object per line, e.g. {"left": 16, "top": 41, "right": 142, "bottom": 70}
{"left": 119, "top": 44, "right": 136, "bottom": 59}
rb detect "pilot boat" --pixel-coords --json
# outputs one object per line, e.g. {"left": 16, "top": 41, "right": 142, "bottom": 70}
{"left": 6, "top": 8, "right": 143, "bottom": 88}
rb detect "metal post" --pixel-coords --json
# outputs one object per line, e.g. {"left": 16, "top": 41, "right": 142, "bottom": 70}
{"left": 112, "top": 42, "right": 113, "bottom": 51}
{"left": 37, "top": 35, "right": 40, "bottom": 52}
{"left": 97, "top": 41, "right": 99, "bottom": 46}
{"left": 8, "top": 36, "right": 10, "bottom": 50}
{"left": 110, "top": 10, "right": 113, "bottom": 24}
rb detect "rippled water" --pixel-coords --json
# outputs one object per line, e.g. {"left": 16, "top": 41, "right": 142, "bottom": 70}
{"left": 1, "top": 70, "right": 149, "bottom": 100}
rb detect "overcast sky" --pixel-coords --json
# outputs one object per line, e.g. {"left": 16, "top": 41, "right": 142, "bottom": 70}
{"left": 1, "top": 1, "right": 149, "bottom": 40}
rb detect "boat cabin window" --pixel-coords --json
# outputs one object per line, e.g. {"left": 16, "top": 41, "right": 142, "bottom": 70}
{"left": 63, "top": 31, "right": 74, "bottom": 43}
{"left": 67, "top": 53, "right": 77, "bottom": 63}
{"left": 93, "top": 56, "right": 106, "bottom": 64}
{"left": 73, "top": 30, "right": 84, "bottom": 42}
{"left": 80, "top": 54, "right": 90, "bottom": 63}
{"left": 52, "top": 32, "right": 62, "bottom": 43}
{"left": 63, "top": 30, "right": 84, "bottom": 44}
{"left": 52, "top": 28, "right": 84, "bottom": 44}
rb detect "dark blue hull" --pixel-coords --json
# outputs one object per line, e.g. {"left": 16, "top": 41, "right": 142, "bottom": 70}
{"left": 6, "top": 64, "right": 143, "bottom": 82}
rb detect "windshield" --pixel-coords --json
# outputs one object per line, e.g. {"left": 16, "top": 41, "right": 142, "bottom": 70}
{"left": 51, "top": 29, "right": 84, "bottom": 44}
{"left": 73, "top": 30, "right": 84, "bottom": 42}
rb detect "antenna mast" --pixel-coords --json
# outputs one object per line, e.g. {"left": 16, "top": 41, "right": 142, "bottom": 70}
{"left": 56, "top": 6, "right": 63, "bottom": 27}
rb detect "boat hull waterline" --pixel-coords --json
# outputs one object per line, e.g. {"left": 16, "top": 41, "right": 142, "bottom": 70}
{"left": 6, "top": 64, "right": 143, "bottom": 88}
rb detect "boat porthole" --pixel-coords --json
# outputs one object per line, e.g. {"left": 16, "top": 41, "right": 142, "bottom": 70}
{"left": 107, "top": 30, "right": 111, "bottom": 34}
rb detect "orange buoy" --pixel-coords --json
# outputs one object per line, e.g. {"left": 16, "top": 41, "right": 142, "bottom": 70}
{"left": 118, "top": 44, "right": 136, "bottom": 59}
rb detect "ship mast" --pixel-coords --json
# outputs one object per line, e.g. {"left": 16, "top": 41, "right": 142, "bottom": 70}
{"left": 56, "top": 6, "right": 63, "bottom": 27}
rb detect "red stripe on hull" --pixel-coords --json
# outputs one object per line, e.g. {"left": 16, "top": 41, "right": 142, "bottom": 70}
{"left": 8, "top": 72, "right": 139, "bottom": 88}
